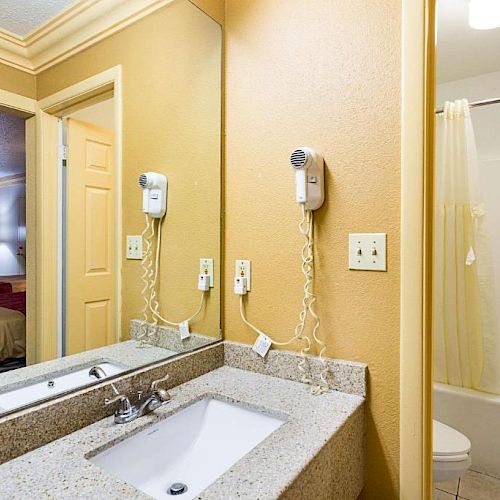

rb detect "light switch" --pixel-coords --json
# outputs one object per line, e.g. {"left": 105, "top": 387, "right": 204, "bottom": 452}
{"left": 349, "top": 233, "right": 387, "bottom": 271}
{"left": 126, "top": 235, "right": 143, "bottom": 260}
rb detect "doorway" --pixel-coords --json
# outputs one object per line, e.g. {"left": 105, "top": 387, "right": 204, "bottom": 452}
{"left": 35, "top": 66, "right": 123, "bottom": 363}
{"left": 0, "top": 109, "right": 29, "bottom": 372}
{"left": 432, "top": 1, "right": 500, "bottom": 497}
{"left": 61, "top": 98, "right": 116, "bottom": 356}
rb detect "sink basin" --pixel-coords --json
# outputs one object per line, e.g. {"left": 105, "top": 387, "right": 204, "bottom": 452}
{"left": 0, "top": 361, "right": 125, "bottom": 412}
{"left": 90, "top": 397, "right": 285, "bottom": 499}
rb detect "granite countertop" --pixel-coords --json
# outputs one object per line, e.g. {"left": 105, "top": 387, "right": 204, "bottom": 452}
{"left": 0, "top": 366, "right": 365, "bottom": 499}
{"left": 0, "top": 322, "right": 219, "bottom": 394}
{"left": 0, "top": 341, "right": 176, "bottom": 392}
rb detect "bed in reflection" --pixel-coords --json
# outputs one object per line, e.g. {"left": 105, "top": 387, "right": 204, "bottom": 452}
{"left": 0, "top": 284, "right": 26, "bottom": 372}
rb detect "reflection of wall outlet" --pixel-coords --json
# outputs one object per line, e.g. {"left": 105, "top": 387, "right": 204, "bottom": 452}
{"left": 235, "top": 260, "right": 251, "bottom": 291}
{"left": 126, "top": 235, "right": 142, "bottom": 260}
{"left": 199, "top": 258, "right": 214, "bottom": 287}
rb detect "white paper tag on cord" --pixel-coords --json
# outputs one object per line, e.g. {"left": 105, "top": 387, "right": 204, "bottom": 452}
{"left": 252, "top": 334, "right": 272, "bottom": 358}
{"left": 466, "top": 247, "right": 476, "bottom": 266}
{"left": 179, "top": 321, "right": 190, "bottom": 340}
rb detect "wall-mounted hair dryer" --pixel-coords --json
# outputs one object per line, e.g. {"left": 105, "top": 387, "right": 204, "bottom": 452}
{"left": 290, "top": 147, "right": 325, "bottom": 210}
{"left": 139, "top": 172, "right": 167, "bottom": 218}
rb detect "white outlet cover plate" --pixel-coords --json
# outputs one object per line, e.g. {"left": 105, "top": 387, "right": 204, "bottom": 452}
{"left": 348, "top": 233, "right": 387, "bottom": 272}
{"left": 235, "top": 260, "right": 251, "bottom": 291}
{"left": 199, "top": 258, "right": 214, "bottom": 288}
{"left": 126, "top": 235, "right": 142, "bottom": 260}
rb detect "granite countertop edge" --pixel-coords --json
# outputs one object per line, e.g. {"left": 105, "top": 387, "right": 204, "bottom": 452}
{"left": 0, "top": 366, "right": 364, "bottom": 500}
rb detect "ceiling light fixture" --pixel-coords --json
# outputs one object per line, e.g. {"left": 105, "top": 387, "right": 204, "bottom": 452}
{"left": 469, "top": 0, "right": 500, "bottom": 30}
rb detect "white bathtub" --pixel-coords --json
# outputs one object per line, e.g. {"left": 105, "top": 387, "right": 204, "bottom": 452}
{"left": 434, "top": 382, "right": 500, "bottom": 479}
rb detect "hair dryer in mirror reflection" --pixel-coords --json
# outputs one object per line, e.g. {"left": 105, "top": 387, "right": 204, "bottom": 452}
{"left": 139, "top": 172, "right": 168, "bottom": 218}
{"left": 137, "top": 172, "right": 209, "bottom": 346}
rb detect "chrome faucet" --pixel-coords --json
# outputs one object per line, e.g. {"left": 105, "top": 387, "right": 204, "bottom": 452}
{"left": 89, "top": 366, "right": 107, "bottom": 380}
{"left": 105, "top": 374, "right": 171, "bottom": 424}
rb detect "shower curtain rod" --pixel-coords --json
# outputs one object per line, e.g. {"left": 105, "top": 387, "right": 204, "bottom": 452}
{"left": 435, "top": 97, "right": 500, "bottom": 114}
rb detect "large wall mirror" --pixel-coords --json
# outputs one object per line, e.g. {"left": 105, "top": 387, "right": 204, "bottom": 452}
{"left": 0, "top": 0, "right": 222, "bottom": 416}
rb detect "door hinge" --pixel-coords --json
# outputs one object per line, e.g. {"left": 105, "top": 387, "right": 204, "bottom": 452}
{"left": 62, "top": 145, "right": 69, "bottom": 161}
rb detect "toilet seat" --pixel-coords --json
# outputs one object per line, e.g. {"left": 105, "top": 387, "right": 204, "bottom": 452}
{"left": 433, "top": 420, "right": 471, "bottom": 482}
{"left": 433, "top": 420, "right": 471, "bottom": 462}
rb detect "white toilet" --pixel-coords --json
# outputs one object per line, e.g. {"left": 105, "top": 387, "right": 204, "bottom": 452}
{"left": 433, "top": 420, "right": 472, "bottom": 482}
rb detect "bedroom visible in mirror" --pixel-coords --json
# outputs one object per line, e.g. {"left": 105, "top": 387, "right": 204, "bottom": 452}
{"left": 0, "top": 0, "right": 222, "bottom": 417}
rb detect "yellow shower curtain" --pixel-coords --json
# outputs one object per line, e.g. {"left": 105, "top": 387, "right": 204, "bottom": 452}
{"left": 433, "top": 99, "right": 500, "bottom": 395}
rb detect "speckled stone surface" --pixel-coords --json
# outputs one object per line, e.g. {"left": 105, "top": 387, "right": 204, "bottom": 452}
{"left": 130, "top": 319, "right": 220, "bottom": 352}
{"left": 0, "top": 366, "right": 365, "bottom": 500}
{"left": 0, "top": 342, "right": 224, "bottom": 464}
{"left": 0, "top": 340, "right": 175, "bottom": 393}
{"left": 224, "top": 341, "right": 367, "bottom": 397}
{"left": 0, "top": 320, "right": 218, "bottom": 395}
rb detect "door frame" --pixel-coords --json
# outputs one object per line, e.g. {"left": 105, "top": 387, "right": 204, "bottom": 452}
{"left": 37, "top": 65, "right": 123, "bottom": 359}
{"left": 400, "top": 0, "right": 435, "bottom": 498}
{"left": 0, "top": 89, "right": 36, "bottom": 365}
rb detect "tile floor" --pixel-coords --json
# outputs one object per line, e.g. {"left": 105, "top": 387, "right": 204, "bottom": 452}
{"left": 433, "top": 470, "right": 500, "bottom": 499}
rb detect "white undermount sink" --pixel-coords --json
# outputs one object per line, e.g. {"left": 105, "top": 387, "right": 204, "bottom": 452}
{"left": 90, "top": 397, "right": 285, "bottom": 499}
{"left": 0, "top": 361, "right": 125, "bottom": 412}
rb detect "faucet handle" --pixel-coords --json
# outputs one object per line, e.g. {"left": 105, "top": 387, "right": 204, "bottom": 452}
{"left": 150, "top": 373, "right": 171, "bottom": 402}
{"left": 151, "top": 373, "right": 170, "bottom": 391}
{"left": 105, "top": 394, "right": 129, "bottom": 407}
{"left": 105, "top": 393, "right": 134, "bottom": 413}
{"left": 105, "top": 393, "right": 139, "bottom": 424}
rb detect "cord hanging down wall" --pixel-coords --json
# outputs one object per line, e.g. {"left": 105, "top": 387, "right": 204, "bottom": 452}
{"left": 235, "top": 148, "right": 329, "bottom": 395}
{"left": 135, "top": 172, "right": 209, "bottom": 345}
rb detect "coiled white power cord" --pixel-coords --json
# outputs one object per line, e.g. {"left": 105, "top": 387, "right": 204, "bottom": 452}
{"left": 136, "top": 214, "right": 155, "bottom": 346}
{"left": 300, "top": 208, "right": 329, "bottom": 393}
{"left": 239, "top": 205, "right": 329, "bottom": 394}
{"left": 138, "top": 215, "right": 207, "bottom": 342}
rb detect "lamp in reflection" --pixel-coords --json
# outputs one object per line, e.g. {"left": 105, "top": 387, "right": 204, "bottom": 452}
{"left": 0, "top": 202, "right": 20, "bottom": 273}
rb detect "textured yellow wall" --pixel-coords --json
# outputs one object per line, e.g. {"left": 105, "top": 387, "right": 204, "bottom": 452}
{"left": 225, "top": 1, "right": 401, "bottom": 497}
{"left": 1, "top": 0, "right": 402, "bottom": 493}
{"left": 0, "top": 62, "right": 36, "bottom": 99}
{"left": 36, "top": 0, "right": 222, "bottom": 340}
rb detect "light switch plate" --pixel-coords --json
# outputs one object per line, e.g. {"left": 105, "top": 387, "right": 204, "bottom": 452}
{"left": 126, "top": 235, "right": 142, "bottom": 260}
{"left": 349, "top": 233, "right": 387, "bottom": 271}
{"left": 199, "top": 258, "right": 214, "bottom": 288}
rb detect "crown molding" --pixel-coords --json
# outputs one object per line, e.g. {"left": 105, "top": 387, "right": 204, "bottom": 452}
{"left": 0, "top": 0, "right": 174, "bottom": 75}
{"left": 0, "top": 28, "right": 32, "bottom": 73}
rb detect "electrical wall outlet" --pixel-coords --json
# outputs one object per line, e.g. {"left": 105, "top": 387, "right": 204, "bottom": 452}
{"left": 126, "top": 235, "right": 142, "bottom": 260}
{"left": 199, "top": 258, "right": 214, "bottom": 287}
{"left": 348, "top": 233, "right": 387, "bottom": 271}
{"left": 235, "top": 260, "right": 251, "bottom": 291}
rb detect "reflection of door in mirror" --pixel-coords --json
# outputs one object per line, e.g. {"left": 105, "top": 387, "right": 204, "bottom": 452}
{"left": 66, "top": 117, "right": 115, "bottom": 356}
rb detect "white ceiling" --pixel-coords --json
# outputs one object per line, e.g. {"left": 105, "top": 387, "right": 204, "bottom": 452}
{"left": 438, "top": 0, "right": 500, "bottom": 83}
{"left": 0, "top": 0, "right": 77, "bottom": 37}
{"left": 0, "top": 112, "right": 25, "bottom": 179}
